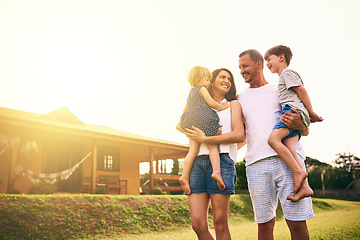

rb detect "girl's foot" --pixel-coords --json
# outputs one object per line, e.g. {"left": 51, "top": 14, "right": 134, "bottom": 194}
{"left": 293, "top": 171, "right": 308, "bottom": 193}
{"left": 287, "top": 181, "right": 313, "bottom": 202}
{"left": 179, "top": 176, "right": 191, "bottom": 195}
{"left": 211, "top": 173, "right": 225, "bottom": 191}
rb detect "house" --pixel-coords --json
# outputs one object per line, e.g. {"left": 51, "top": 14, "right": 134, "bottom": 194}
{"left": 0, "top": 106, "right": 188, "bottom": 194}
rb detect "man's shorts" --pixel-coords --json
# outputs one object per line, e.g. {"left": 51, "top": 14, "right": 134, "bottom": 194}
{"left": 273, "top": 104, "right": 301, "bottom": 140}
{"left": 189, "top": 153, "right": 236, "bottom": 194}
{"left": 246, "top": 155, "right": 315, "bottom": 223}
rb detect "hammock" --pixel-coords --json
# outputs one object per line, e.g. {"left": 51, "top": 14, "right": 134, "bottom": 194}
{"left": 17, "top": 152, "right": 92, "bottom": 183}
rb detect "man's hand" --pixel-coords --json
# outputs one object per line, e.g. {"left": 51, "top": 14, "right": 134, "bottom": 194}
{"left": 185, "top": 126, "right": 206, "bottom": 143}
{"left": 280, "top": 108, "right": 309, "bottom": 136}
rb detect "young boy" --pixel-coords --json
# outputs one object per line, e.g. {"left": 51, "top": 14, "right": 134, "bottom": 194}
{"left": 265, "top": 45, "right": 323, "bottom": 202}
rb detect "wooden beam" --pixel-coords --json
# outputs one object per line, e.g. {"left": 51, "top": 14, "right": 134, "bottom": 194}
{"left": 149, "top": 147, "right": 154, "bottom": 194}
{"left": 158, "top": 186, "right": 183, "bottom": 192}
{"left": 153, "top": 174, "right": 180, "bottom": 181}
{"left": 91, "top": 143, "right": 97, "bottom": 194}
{"left": 156, "top": 159, "right": 159, "bottom": 174}
{"left": 7, "top": 143, "right": 19, "bottom": 192}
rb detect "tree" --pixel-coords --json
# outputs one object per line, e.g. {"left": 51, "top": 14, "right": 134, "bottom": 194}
{"left": 0, "top": 134, "right": 39, "bottom": 191}
{"left": 171, "top": 159, "right": 179, "bottom": 175}
{"left": 307, "top": 153, "right": 360, "bottom": 190}
{"left": 305, "top": 156, "right": 331, "bottom": 169}
{"left": 235, "top": 159, "right": 248, "bottom": 190}
{"left": 334, "top": 153, "right": 360, "bottom": 186}
{"left": 308, "top": 165, "right": 323, "bottom": 189}
{"left": 335, "top": 152, "right": 360, "bottom": 172}
{"left": 0, "top": 135, "right": 10, "bottom": 185}
{"left": 0, "top": 166, "right": 4, "bottom": 184}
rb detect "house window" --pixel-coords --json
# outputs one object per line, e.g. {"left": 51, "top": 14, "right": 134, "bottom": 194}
{"left": 104, "top": 155, "right": 113, "bottom": 170}
{"left": 97, "top": 146, "right": 119, "bottom": 171}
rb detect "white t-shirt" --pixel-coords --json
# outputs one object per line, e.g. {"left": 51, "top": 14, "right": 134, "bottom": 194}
{"left": 237, "top": 83, "right": 304, "bottom": 166}
{"left": 198, "top": 100, "right": 238, "bottom": 162}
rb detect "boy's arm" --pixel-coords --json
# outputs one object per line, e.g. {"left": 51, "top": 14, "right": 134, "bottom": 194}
{"left": 292, "top": 85, "right": 314, "bottom": 115}
{"left": 199, "top": 87, "right": 229, "bottom": 111}
{"left": 293, "top": 85, "right": 323, "bottom": 123}
{"left": 185, "top": 100, "right": 245, "bottom": 144}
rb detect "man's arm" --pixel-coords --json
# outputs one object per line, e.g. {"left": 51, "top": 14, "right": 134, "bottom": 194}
{"left": 280, "top": 108, "right": 309, "bottom": 136}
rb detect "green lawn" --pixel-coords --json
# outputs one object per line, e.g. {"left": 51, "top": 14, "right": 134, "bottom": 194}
{"left": 109, "top": 198, "right": 360, "bottom": 240}
{"left": 1, "top": 194, "right": 359, "bottom": 239}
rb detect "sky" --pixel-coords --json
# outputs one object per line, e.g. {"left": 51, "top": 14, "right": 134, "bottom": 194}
{"left": 0, "top": 0, "right": 359, "bottom": 165}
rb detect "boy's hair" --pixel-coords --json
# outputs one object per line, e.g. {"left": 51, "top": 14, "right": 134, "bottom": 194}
{"left": 187, "top": 66, "right": 212, "bottom": 87}
{"left": 209, "top": 68, "right": 237, "bottom": 101}
{"left": 239, "top": 49, "right": 264, "bottom": 69}
{"left": 264, "top": 45, "right": 293, "bottom": 66}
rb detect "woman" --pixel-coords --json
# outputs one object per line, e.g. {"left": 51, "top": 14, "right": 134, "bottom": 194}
{"left": 181, "top": 68, "right": 245, "bottom": 240}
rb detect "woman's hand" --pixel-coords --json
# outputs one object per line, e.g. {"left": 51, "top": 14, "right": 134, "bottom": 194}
{"left": 216, "top": 125, "right": 223, "bottom": 136}
{"left": 185, "top": 126, "right": 206, "bottom": 143}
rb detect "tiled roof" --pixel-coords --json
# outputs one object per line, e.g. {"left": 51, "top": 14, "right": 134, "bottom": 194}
{"left": 0, "top": 106, "right": 188, "bottom": 148}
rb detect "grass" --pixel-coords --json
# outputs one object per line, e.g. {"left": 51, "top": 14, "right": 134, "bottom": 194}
{"left": 105, "top": 197, "right": 360, "bottom": 240}
{"left": 0, "top": 194, "right": 359, "bottom": 239}
{"left": 0, "top": 194, "right": 191, "bottom": 239}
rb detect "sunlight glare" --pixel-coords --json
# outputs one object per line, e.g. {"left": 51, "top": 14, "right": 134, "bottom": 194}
{"left": 45, "top": 44, "right": 107, "bottom": 95}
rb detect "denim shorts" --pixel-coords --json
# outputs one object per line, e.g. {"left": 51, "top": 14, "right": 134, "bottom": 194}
{"left": 273, "top": 104, "right": 301, "bottom": 140}
{"left": 189, "top": 153, "right": 236, "bottom": 194}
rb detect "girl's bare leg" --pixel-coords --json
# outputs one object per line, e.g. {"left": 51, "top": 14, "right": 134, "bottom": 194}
{"left": 207, "top": 144, "right": 225, "bottom": 191}
{"left": 283, "top": 137, "right": 313, "bottom": 202}
{"left": 268, "top": 128, "right": 308, "bottom": 193}
{"left": 188, "top": 193, "right": 215, "bottom": 240}
{"left": 179, "top": 139, "right": 200, "bottom": 194}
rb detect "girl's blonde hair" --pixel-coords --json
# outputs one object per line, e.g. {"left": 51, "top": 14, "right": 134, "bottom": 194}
{"left": 187, "top": 66, "right": 212, "bottom": 88}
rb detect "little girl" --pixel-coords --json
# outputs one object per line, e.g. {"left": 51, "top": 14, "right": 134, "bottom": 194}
{"left": 177, "top": 66, "right": 229, "bottom": 194}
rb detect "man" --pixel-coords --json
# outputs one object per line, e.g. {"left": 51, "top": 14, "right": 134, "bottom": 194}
{"left": 237, "top": 49, "right": 314, "bottom": 240}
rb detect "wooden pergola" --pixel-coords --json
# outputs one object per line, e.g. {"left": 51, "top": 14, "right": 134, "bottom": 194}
{"left": 139, "top": 144, "right": 188, "bottom": 194}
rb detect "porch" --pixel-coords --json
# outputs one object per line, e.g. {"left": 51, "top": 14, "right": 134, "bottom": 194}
{"left": 0, "top": 106, "right": 189, "bottom": 195}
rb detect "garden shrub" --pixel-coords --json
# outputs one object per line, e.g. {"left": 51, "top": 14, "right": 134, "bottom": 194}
{"left": 28, "top": 181, "right": 58, "bottom": 194}
{"left": 153, "top": 187, "right": 165, "bottom": 195}
{"left": 7, "top": 189, "right": 21, "bottom": 194}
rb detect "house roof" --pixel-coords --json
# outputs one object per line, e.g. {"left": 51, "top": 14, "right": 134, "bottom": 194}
{"left": 0, "top": 106, "right": 188, "bottom": 151}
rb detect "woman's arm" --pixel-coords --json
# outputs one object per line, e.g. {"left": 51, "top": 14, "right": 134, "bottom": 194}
{"left": 185, "top": 100, "right": 245, "bottom": 144}
{"left": 199, "top": 87, "right": 229, "bottom": 111}
{"left": 237, "top": 140, "right": 246, "bottom": 150}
